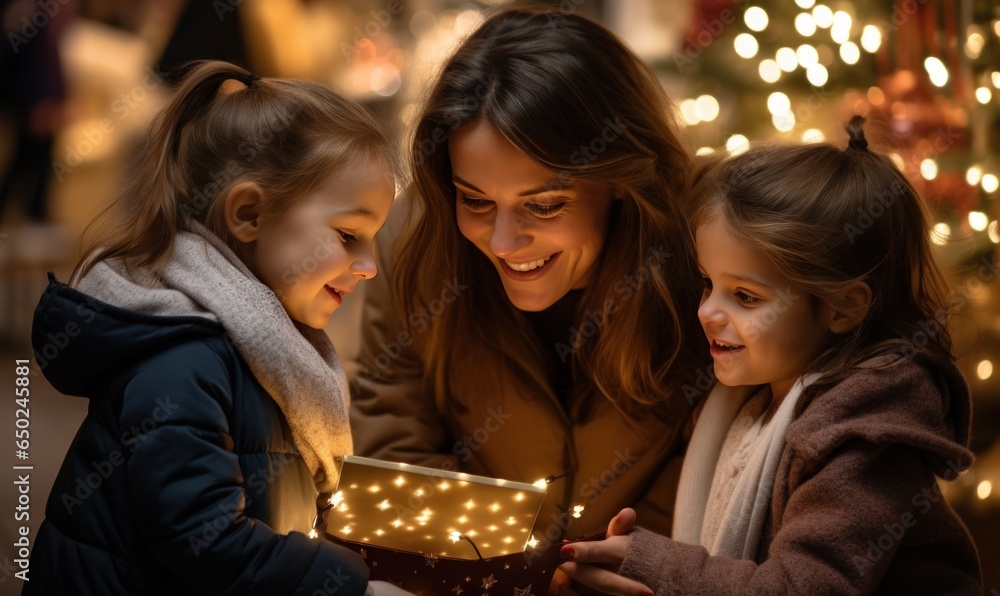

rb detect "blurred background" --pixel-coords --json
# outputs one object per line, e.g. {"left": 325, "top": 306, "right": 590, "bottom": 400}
{"left": 0, "top": 0, "right": 997, "bottom": 592}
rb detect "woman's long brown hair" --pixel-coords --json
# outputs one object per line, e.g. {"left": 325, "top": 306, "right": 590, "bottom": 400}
{"left": 396, "top": 7, "right": 708, "bottom": 421}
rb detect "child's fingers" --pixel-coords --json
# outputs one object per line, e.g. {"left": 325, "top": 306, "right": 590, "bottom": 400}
{"left": 607, "top": 507, "right": 637, "bottom": 537}
{"left": 558, "top": 562, "right": 653, "bottom": 596}
{"left": 548, "top": 568, "right": 572, "bottom": 595}
{"left": 561, "top": 535, "right": 630, "bottom": 565}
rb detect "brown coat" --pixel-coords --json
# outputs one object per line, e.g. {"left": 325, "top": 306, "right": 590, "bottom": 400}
{"left": 348, "top": 204, "right": 691, "bottom": 543}
{"left": 618, "top": 355, "right": 982, "bottom": 594}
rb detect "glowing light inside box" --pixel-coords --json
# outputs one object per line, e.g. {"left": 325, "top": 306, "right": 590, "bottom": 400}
{"left": 328, "top": 455, "right": 546, "bottom": 559}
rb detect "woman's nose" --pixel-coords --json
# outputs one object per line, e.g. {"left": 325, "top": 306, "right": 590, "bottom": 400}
{"left": 488, "top": 211, "right": 531, "bottom": 257}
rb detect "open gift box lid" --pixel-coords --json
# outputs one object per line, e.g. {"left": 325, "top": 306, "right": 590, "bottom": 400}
{"left": 321, "top": 456, "right": 601, "bottom": 594}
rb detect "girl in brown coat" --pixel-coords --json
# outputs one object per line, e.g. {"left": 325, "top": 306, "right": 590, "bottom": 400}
{"left": 558, "top": 117, "right": 982, "bottom": 594}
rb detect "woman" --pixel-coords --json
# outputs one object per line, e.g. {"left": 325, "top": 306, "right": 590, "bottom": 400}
{"left": 350, "top": 6, "right": 707, "bottom": 554}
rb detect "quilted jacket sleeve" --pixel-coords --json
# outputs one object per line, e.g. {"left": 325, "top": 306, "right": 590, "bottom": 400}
{"left": 121, "top": 338, "right": 370, "bottom": 595}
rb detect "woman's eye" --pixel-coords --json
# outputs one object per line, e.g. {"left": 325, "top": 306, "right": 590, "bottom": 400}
{"left": 700, "top": 276, "right": 712, "bottom": 291}
{"left": 459, "top": 195, "right": 494, "bottom": 213}
{"left": 339, "top": 231, "right": 357, "bottom": 243}
{"left": 735, "top": 291, "right": 759, "bottom": 305}
{"left": 527, "top": 202, "right": 565, "bottom": 217}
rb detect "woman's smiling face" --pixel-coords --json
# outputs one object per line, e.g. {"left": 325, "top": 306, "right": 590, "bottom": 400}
{"left": 450, "top": 119, "right": 615, "bottom": 312}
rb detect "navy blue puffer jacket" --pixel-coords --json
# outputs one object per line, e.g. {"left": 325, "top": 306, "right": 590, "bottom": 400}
{"left": 24, "top": 276, "right": 368, "bottom": 595}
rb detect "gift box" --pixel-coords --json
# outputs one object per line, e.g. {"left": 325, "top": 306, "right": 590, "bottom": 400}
{"left": 319, "top": 456, "right": 599, "bottom": 595}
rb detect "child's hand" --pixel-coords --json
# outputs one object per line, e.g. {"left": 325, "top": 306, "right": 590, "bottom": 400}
{"left": 550, "top": 508, "right": 652, "bottom": 596}
{"left": 366, "top": 580, "right": 417, "bottom": 596}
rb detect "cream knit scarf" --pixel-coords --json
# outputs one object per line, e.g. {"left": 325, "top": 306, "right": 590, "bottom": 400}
{"left": 672, "top": 375, "right": 817, "bottom": 559}
{"left": 75, "top": 220, "right": 352, "bottom": 492}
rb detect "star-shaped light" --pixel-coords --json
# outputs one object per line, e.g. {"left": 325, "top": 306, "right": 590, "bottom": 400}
{"left": 513, "top": 586, "right": 535, "bottom": 596}
{"left": 452, "top": 586, "right": 463, "bottom": 595}
{"left": 481, "top": 574, "right": 497, "bottom": 590}
{"left": 424, "top": 553, "right": 439, "bottom": 568}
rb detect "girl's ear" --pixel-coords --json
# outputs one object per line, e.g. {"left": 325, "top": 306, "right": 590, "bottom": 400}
{"left": 823, "top": 281, "right": 873, "bottom": 334}
{"left": 224, "top": 182, "right": 265, "bottom": 243}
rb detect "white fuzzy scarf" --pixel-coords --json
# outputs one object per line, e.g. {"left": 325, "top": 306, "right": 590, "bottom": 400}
{"left": 75, "top": 220, "right": 352, "bottom": 492}
{"left": 672, "top": 375, "right": 817, "bottom": 559}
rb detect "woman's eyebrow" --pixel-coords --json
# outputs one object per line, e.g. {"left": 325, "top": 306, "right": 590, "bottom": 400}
{"left": 452, "top": 175, "right": 573, "bottom": 197}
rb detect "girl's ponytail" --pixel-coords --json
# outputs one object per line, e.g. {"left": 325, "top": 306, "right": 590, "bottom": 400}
{"left": 73, "top": 62, "right": 260, "bottom": 283}
{"left": 71, "top": 60, "right": 398, "bottom": 286}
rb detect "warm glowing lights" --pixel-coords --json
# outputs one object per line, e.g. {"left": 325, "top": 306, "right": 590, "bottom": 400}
{"left": 696, "top": 147, "right": 716, "bottom": 156}
{"left": 796, "top": 44, "right": 819, "bottom": 68}
{"left": 375, "top": 529, "right": 384, "bottom": 537}
{"left": 919, "top": 159, "right": 938, "bottom": 181}
{"left": 726, "top": 134, "right": 750, "bottom": 155}
{"left": 888, "top": 153, "right": 905, "bottom": 171}
{"left": 342, "top": 525, "right": 352, "bottom": 535}
{"left": 449, "top": 531, "right": 461, "bottom": 543}
{"left": 930, "top": 223, "right": 951, "bottom": 246}
{"left": 776, "top": 47, "right": 798, "bottom": 71}
{"left": 840, "top": 41, "right": 860, "bottom": 64}
{"left": 966, "top": 33, "right": 985, "bottom": 59}
{"left": 308, "top": 529, "right": 319, "bottom": 539}
{"left": 735, "top": 33, "right": 759, "bottom": 58}
{"left": 773, "top": 112, "right": 795, "bottom": 132}
{"left": 794, "top": 0, "right": 815, "bottom": 8}
{"left": 533, "top": 479, "right": 547, "bottom": 489}
{"left": 393, "top": 475, "right": 406, "bottom": 487}
{"left": 967, "top": 166, "right": 983, "bottom": 186}
{"left": 795, "top": 13, "right": 817, "bottom": 37}
{"left": 377, "top": 499, "right": 391, "bottom": 511}
{"left": 861, "top": 25, "right": 882, "bottom": 52}
{"left": 812, "top": 5, "right": 833, "bottom": 28}
{"left": 330, "top": 491, "right": 344, "bottom": 507}
{"left": 976, "top": 87, "right": 992, "bottom": 104}
{"left": 506, "top": 516, "right": 517, "bottom": 525}
{"left": 802, "top": 129, "right": 825, "bottom": 142}
{"left": 695, "top": 95, "right": 720, "bottom": 122}
{"left": 993, "top": 72, "right": 1000, "bottom": 88}
{"left": 464, "top": 499, "right": 475, "bottom": 509}
{"left": 437, "top": 481, "right": 450, "bottom": 491}
{"left": 969, "top": 212, "right": 989, "bottom": 232}
{"left": 990, "top": 221, "right": 1000, "bottom": 244}
{"left": 457, "top": 515, "right": 468, "bottom": 524}
{"left": 571, "top": 505, "right": 585, "bottom": 519}
{"left": 680, "top": 99, "right": 699, "bottom": 126}
{"left": 526, "top": 535, "right": 540, "bottom": 548}
{"left": 745, "top": 7, "right": 768, "bottom": 32}
{"left": 514, "top": 491, "right": 525, "bottom": 502}
{"left": 983, "top": 174, "right": 999, "bottom": 193}
{"left": 490, "top": 502, "right": 502, "bottom": 513}
{"left": 759, "top": 59, "right": 781, "bottom": 83}
{"left": 867, "top": 86, "right": 885, "bottom": 105}
{"left": 925, "top": 57, "right": 948, "bottom": 87}
{"left": 806, "top": 63, "right": 829, "bottom": 86}
{"left": 391, "top": 519, "right": 404, "bottom": 528}
{"left": 767, "top": 91, "right": 791, "bottom": 115}
{"left": 977, "top": 480, "right": 992, "bottom": 500}
{"left": 830, "top": 11, "right": 852, "bottom": 44}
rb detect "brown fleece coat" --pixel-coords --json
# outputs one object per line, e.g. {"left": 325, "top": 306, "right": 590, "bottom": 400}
{"left": 618, "top": 355, "right": 981, "bottom": 595}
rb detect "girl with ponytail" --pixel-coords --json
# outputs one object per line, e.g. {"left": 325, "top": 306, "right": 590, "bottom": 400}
{"left": 26, "top": 61, "right": 409, "bottom": 595}
{"left": 556, "top": 117, "right": 981, "bottom": 594}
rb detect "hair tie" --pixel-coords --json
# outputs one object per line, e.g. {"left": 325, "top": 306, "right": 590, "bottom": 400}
{"left": 240, "top": 73, "right": 261, "bottom": 87}
{"left": 848, "top": 137, "right": 868, "bottom": 151}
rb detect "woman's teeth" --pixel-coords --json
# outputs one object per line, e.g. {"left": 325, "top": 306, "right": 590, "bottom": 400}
{"left": 504, "top": 256, "right": 552, "bottom": 272}
{"left": 714, "top": 340, "right": 744, "bottom": 349}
